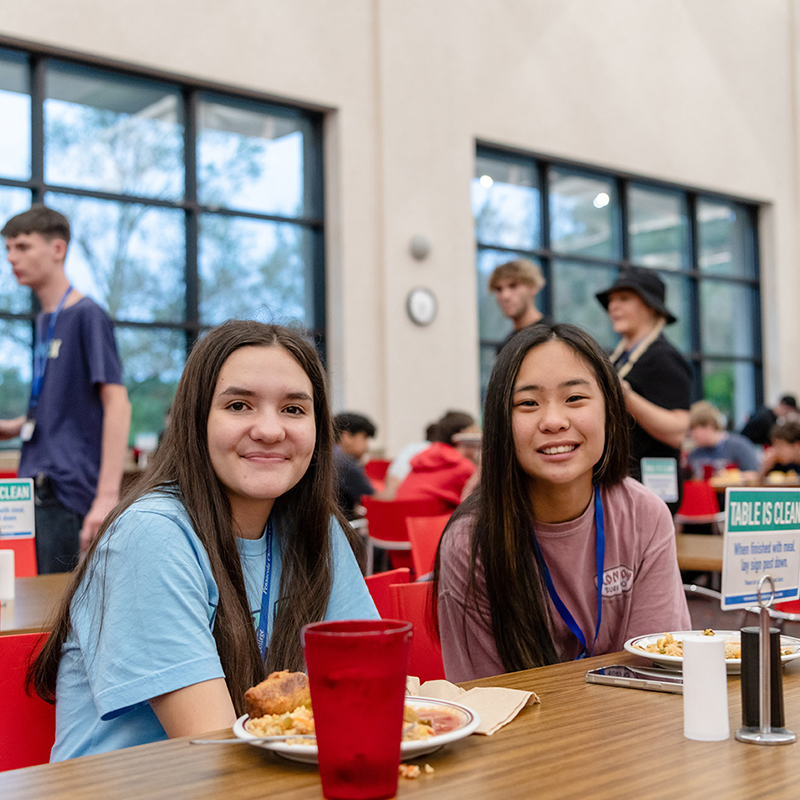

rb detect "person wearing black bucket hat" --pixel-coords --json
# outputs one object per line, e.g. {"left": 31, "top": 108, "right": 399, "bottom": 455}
{"left": 596, "top": 267, "right": 691, "bottom": 508}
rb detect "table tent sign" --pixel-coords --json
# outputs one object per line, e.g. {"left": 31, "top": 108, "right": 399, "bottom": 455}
{"left": 0, "top": 478, "right": 35, "bottom": 540}
{"left": 641, "top": 457, "right": 679, "bottom": 503}
{"left": 722, "top": 487, "right": 800, "bottom": 610}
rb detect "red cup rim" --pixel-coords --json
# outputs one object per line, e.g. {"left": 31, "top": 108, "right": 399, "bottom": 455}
{"left": 302, "top": 619, "right": 412, "bottom": 638}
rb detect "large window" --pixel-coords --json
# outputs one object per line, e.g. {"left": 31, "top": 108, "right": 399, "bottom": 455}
{"left": 0, "top": 45, "right": 324, "bottom": 445}
{"left": 473, "top": 146, "right": 762, "bottom": 427}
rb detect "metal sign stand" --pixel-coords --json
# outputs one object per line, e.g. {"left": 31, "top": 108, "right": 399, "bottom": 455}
{"left": 735, "top": 575, "right": 796, "bottom": 745}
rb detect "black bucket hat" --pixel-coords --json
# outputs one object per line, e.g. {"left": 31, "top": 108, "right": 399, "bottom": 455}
{"left": 596, "top": 266, "right": 677, "bottom": 324}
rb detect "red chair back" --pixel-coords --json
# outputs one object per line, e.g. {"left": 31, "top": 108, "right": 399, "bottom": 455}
{"left": 0, "top": 538, "right": 38, "bottom": 577}
{"left": 676, "top": 480, "right": 720, "bottom": 519}
{"left": 364, "top": 459, "right": 391, "bottom": 493}
{"left": 775, "top": 598, "right": 800, "bottom": 615}
{"left": 0, "top": 633, "right": 55, "bottom": 770}
{"left": 406, "top": 514, "right": 450, "bottom": 580}
{"left": 364, "top": 459, "right": 391, "bottom": 482}
{"left": 364, "top": 568, "right": 410, "bottom": 618}
{"left": 389, "top": 581, "right": 445, "bottom": 682}
{"left": 363, "top": 498, "right": 444, "bottom": 571}
{"left": 363, "top": 498, "right": 444, "bottom": 544}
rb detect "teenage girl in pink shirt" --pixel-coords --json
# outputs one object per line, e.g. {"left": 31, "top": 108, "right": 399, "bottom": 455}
{"left": 434, "top": 322, "right": 690, "bottom": 682}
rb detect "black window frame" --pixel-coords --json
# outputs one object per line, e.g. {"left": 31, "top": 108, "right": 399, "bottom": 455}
{"left": 0, "top": 37, "right": 327, "bottom": 359}
{"left": 474, "top": 142, "right": 764, "bottom": 414}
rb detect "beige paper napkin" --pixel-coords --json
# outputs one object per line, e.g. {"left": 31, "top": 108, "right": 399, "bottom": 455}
{"left": 405, "top": 676, "right": 539, "bottom": 735}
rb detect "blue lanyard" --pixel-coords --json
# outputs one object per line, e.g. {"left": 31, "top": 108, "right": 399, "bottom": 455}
{"left": 30, "top": 286, "right": 72, "bottom": 413}
{"left": 532, "top": 485, "right": 605, "bottom": 660}
{"left": 255, "top": 518, "right": 274, "bottom": 661}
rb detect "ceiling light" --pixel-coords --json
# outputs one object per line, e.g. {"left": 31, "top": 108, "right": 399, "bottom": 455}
{"left": 593, "top": 192, "right": 610, "bottom": 208}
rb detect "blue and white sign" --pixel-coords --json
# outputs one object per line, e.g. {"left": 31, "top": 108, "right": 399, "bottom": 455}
{"left": 721, "top": 487, "right": 800, "bottom": 609}
{"left": 641, "top": 457, "right": 679, "bottom": 503}
{"left": 0, "top": 478, "right": 35, "bottom": 539}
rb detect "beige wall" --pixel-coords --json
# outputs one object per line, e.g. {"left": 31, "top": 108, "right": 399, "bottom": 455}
{"left": 3, "top": 0, "right": 798, "bottom": 454}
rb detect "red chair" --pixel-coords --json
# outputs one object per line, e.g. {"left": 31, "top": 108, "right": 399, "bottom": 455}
{"left": 0, "top": 633, "right": 56, "bottom": 770}
{"left": 364, "top": 459, "right": 391, "bottom": 481}
{"left": 364, "top": 459, "right": 391, "bottom": 493}
{"left": 364, "top": 459, "right": 391, "bottom": 482}
{"left": 406, "top": 514, "right": 450, "bottom": 580}
{"left": 364, "top": 568, "right": 410, "bottom": 618}
{"left": 389, "top": 581, "right": 445, "bottom": 682}
{"left": 0, "top": 538, "right": 38, "bottom": 577}
{"left": 674, "top": 480, "right": 725, "bottom": 535}
{"left": 362, "top": 497, "right": 443, "bottom": 574}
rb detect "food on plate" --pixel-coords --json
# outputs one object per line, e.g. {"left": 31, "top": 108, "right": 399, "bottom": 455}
{"left": 710, "top": 468, "right": 757, "bottom": 487}
{"left": 245, "top": 703, "right": 440, "bottom": 742}
{"left": 634, "top": 632, "right": 684, "bottom": 657}
{"left": 243, "top": 670, "right": 311, "bottom": 718}
{"left": 243, "top": 690, "right": 464, "bottom": 745}
{"left": 243, "top": 673, "right": 467, "bottom": 745}
{"left": 634, "top": 630, "right": 795, "bottom": 659}
{"left": 246, "top": 704, "right": 315, "bottom": 741}
{"left": 719, "top": 467, "right": 741, "bottom": 482}
{"left": 766, "top": 470, "right": 800, "bottom": 485}
{"left": 405, "top": 703, "right": 463, "bottom": 735}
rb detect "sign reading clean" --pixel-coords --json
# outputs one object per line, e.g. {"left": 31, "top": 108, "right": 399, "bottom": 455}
{"left": 0, "top": 478, "right": 35, "bottom": 539}
{"left": 722, "top": 488, "right": 800, "bottom": 609}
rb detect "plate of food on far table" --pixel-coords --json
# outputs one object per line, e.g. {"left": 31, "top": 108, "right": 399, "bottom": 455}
{"left": 624, "top": 629, "right": 800, "bottom": 674}
{"left": 708, "top": 468, "right": 759, "bottom": 488}
{"left": 764, "top": 470, "right": 800, "bottom": 486}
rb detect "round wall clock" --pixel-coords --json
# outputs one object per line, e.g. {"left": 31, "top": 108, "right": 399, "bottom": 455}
{"left": 406, "top": 287, "right": 438, "bottom": 326}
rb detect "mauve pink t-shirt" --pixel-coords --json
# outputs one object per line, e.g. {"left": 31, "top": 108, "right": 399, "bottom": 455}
{"left": 437, "top": 478, "right": 691, "bottom": 682}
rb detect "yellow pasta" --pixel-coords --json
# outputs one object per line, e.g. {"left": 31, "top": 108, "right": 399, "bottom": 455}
{"left": 633, "top": 630, "right": 753, "bottom": 660}
{"left": 245, "top": 703, "right": 437, "bottom": 743}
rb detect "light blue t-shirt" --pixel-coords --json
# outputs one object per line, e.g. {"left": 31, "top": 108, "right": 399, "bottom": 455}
{"left": 51, "top": 492, "right": 378, "bottom": 761}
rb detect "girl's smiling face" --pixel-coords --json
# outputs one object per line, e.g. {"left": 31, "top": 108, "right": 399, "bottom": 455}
{"left": 207, "top": 345, "right": 316, "bottom": 536}
{"left": 512, "top": 340, "right": 606, "bottom": 502}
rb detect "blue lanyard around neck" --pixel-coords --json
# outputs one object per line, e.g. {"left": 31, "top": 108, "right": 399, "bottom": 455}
{"left": 30, "top": 286, "right": 72, "bottom": 413}
{"left": 255, "top": 518, "right": 275, "bottom": 661}
{"left": 532, "top": 485, "right": 605, "bottom": 660}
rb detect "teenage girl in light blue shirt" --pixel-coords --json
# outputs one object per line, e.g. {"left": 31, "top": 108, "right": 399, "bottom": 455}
{"left": 29, "top": 321, "right": 378, "bottom": 760}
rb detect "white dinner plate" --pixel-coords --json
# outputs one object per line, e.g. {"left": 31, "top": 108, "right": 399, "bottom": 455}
{"left": 233, "top": 696, "right": 481, "bottom": 764}
{"left": 624, "top": 630, "right": 800, "bottom": 674}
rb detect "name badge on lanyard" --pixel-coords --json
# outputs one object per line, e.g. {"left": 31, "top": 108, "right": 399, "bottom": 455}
{"left": 26, "top": 286, "right": 72, "bottom": 436}
{"left": 20, "top": 420, "right": 36, "bottom": 442}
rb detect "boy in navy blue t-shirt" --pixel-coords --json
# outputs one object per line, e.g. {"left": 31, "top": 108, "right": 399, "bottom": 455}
{"left": 0, "top": 205, "right": 131, "bottom": 573}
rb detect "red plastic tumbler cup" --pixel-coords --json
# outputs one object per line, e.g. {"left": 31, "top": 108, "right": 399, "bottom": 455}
{"left": 302, "top": 619, "right": 413, "bottom": 800}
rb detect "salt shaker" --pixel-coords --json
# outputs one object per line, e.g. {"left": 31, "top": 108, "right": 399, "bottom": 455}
{"left": 683, "top": 634, "right": 730, "bottom": 741}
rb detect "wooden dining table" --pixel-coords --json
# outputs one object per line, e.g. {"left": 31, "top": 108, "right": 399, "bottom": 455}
{"left": 5, "top": 649, "right": 800, "bottom": 799}
{"left": 0, "top": 572, "right": 71, "bottom": 636}
{"left": 675, "top": 532, "right": 724, "bottom": 573}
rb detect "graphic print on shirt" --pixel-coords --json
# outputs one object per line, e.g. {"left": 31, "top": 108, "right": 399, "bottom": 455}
{"left": 599, "top": 564, "right": 634, "bottom": 597}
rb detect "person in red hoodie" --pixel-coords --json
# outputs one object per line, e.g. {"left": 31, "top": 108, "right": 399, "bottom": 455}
{"left": 395, "top": 411, "right": 478, "bottom": 514}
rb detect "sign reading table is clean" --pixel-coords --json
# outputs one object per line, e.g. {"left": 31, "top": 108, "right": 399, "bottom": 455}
{"left": 722, "top": 487, "right": 800, "bottom": 609}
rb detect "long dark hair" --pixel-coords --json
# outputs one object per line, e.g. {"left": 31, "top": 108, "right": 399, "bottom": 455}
{"left": 433, "top": 323, "right": 629, "bottom": 672}
{"left": 29, "top": 320, "right": 355, "bottom": 715}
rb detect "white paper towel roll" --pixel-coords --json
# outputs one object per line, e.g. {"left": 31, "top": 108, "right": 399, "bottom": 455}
{"left": 0, "top": 548, "right": 15, "bottom": 603}
{"left": 683, "top": 634, "right": 730, "bottom": 741}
